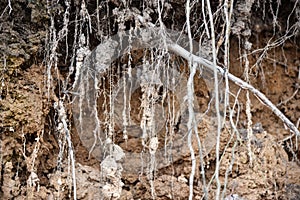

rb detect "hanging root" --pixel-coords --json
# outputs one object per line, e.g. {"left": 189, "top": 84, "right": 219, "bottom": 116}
{"left": 54, "top": 100, "right": 77, "bottom": 200}
{"left": 167, "top": 43, "right": 300, "bottom": 137}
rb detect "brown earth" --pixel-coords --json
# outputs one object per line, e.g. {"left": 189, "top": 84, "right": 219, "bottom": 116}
{"left": 0, "top": 0, "right": 300, "bottom": 199}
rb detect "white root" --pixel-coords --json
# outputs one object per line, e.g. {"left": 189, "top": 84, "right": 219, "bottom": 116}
{"left": 168, "top": 43, "right": 300, "bottom": 137}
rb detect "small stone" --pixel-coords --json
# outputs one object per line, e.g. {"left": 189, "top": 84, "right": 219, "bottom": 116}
{"left": 178, "top": 174, "right": 188, "bottom": 183}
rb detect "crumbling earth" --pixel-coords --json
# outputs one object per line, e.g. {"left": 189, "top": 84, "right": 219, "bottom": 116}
{"left": 0, "top": 0, "right": 300, "bottom": 199}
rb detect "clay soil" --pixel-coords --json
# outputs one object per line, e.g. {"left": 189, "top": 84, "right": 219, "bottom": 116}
{"left": 0, "top": 0, "right": 300, "bottom": 199}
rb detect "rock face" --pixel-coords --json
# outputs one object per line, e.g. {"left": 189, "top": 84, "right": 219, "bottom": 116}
{"left": 1, "top": 0, "right": 300, "bottom": 199}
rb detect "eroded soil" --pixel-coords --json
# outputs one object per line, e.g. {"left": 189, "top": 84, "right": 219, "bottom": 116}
{"left": 1, "top": 0, "right": 300, "bottom": 199}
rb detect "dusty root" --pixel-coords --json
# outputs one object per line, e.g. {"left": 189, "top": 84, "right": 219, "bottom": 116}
{"left": 1, "top": 47, "right": 300, "bottom": 200}
{"left": 16, "top": 124, "right": 299, "bottom": 200}
{"left": 1, "top": 0, "right": 300, "bottom": 199}
{"left": 0, "top": 65, "right": 299, "bottom": 199}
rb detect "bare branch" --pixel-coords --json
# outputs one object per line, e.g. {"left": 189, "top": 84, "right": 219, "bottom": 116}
{"left": 168, "top": 43, "right": 300, "bottom": 137}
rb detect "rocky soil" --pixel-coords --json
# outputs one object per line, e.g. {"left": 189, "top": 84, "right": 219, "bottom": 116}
{"left": 0, "top": 0, "right": 299, "bottom": 199}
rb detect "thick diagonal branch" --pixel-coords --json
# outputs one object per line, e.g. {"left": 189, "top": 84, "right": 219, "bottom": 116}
{"left": 168, "top": 43, "right": 300, "bottom": 137}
